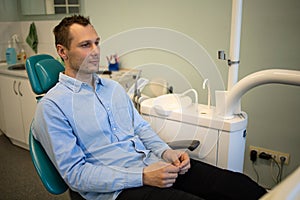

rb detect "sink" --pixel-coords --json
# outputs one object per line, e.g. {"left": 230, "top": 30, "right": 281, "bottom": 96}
{"left": 7, "top": 63, "right": 25, "bottom": 70}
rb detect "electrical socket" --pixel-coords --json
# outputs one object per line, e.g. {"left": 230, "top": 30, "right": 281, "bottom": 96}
{"left": 249, "top": 145, "right": 290, "bottom": 165}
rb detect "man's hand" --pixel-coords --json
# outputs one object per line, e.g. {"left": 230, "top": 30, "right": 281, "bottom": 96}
{"left": 143, "top": 161, "right": 180, "bottom": 188}
{"left": 162, "top": 149, "right": 191, "bottom": 174}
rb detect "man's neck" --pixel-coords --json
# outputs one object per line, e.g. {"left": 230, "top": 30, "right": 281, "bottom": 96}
{"left": 65, "top": 70, "right": 94, "bottom": 88}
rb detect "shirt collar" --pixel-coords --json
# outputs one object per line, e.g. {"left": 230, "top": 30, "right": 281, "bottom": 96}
{"left": 59, "top": 73, "right": 104, "bottom": 93}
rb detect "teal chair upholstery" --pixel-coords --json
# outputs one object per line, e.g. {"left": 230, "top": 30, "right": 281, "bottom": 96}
{"left": 29, "top": 129, "right": 68, "bottom": 194}
{"left": 26, "top": 54, "right": 64, "bottom": 96}
{"left": 26, "top": 54, "right": 68, "bottom": 195}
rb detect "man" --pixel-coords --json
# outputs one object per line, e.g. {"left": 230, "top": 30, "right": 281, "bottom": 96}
{"left": 32, "top": 15, "right": 266, "bottom": 200}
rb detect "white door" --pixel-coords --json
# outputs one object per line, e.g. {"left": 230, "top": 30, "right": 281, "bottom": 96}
{"left": 18, "top": 78, "right": 37, "bottom": 145}
{"left": 0, "top": 75, "right": 25, "bottom": 143}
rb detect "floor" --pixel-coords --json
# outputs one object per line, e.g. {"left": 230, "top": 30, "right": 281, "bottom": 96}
{"left": 0, "top": 133, "right": 70, "bottom": 200}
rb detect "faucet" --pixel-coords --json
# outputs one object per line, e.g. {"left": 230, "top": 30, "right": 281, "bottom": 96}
{"left": 203, "top": 79, "right": 211, "bottom": 109}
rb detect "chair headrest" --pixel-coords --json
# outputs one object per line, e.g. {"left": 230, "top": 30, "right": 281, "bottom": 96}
{"left": 26, "top": 54, "right": 65, "bottom": 95}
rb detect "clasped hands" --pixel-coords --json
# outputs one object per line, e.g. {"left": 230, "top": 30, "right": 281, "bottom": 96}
{"left": 143, "top": 149, "right": 191, "bottom": 188}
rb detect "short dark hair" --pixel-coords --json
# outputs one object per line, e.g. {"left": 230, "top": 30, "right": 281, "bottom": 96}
{"left": 53, "top": 15, "right": 91, "bottom": 49}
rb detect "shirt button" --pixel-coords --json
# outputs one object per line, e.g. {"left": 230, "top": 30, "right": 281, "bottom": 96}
{"left": 107, "top": 107, "right": 110, "bottom": 111}
{"left": 113, "top": 128, "right": 116, "bottom": 131}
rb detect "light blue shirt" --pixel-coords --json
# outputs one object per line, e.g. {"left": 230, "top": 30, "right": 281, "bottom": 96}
{"left": 32, "top": 73, "right": 170, "bottom": 200}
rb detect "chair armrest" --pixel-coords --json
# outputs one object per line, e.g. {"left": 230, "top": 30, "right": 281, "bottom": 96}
{"left": 167, "top": 140, "right": 200, "bottom": 151}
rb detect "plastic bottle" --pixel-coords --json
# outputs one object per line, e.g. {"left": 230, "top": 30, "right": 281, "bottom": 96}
{"left": 19, "top": 48, "right": 27, "bottom": 63}
{"left": 11, "top": 34, "right": 22, "bottom": 63}
{"left": 6, "top": 40, "right": 17, "bottom": 65}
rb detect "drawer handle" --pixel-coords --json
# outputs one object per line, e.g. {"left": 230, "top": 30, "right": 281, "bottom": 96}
{"left": 18, "top": 82, "right": 23, "bottom": 96}
{"left": 13, "top": 80, "right": 18, "bottom": 95}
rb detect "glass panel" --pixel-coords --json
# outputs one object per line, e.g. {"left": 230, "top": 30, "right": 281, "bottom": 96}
{"left": 55, "top": 7, "right": 67, "bottom": 14}
{"left": 69, "top": 7, "right": 80, "bottom": 13}
{"left": 68, "top": 0, "right": 79, "bottom": 4}
{"left": 54, "top": 0, "right": 66, "bottom": 5}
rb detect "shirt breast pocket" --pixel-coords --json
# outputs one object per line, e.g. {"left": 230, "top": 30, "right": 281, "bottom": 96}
{"left": 113, "top": 104, "right": 134, "bottom": 133}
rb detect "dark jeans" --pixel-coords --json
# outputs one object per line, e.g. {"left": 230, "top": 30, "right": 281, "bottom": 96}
{"left": 117, "top": 159, "right": 267, "bottom": 200}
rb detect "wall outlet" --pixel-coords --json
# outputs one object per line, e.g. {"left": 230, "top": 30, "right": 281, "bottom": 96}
{"left": 249, "top": 145, "right": 290, "bottom": 165}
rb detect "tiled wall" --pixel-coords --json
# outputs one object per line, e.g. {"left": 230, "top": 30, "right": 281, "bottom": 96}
{"left": 0, "top": 22, "right": 21, "bottom": 62}
{"left": 0, "top": 20, "right": 59, "bottom": 62}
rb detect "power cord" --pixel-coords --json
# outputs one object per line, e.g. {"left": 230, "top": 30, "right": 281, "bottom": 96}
{"left": 258, "top": 152, "right": 286, "bottom": 184}
{"left": 258, "top": 152, "right": 272, "bottom": 160}
{"left": 250, "top": 150, "right": 259, "bottom": 183}
{"left": 279, "top": 156, "right": 286, "bottom": 182}
{"left": 258, "top": 152, "right": 280, "bottom": 183}
{"left": 250, "top": 150, "right": 287, "bottom": 184}
{"left": 270, "top": 157, "right": 280, "bottom": 183}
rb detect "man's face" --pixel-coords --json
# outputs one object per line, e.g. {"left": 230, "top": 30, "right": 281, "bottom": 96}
{"left": 64, "top": 24, "right": 100, "bottom": 74}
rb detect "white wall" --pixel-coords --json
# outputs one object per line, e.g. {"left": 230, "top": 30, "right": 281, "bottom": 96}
{"left": 0, "top": 22, "right": 21, "bottom": 61}
{"left": 85, "top": 0, "right": 300, "bottom": 188}
{"left": 85, "top": 0, "right": 232, "bottom": 103}
{"left": 240, "top": 0, "right": 300, "bottom": 188}
{"left": 0, "top": 20, "right": 59, "bottom": 62}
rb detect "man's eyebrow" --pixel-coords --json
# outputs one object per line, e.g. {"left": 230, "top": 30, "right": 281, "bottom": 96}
{"left": 78, "top": 38, "right": 97, "bottom": 45}
{"left": 80, "top": 37, "right": 100, "bottom": 43}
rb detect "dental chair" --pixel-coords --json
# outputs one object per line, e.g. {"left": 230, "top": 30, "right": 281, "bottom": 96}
{"left": 26, "top": 55, "right": 66, "bottom": 195}
{"left": 26, "top": 54, "right": 199, "bottom": 199}
{"left": 26, "top": 54, "right": 83, "bottom": 199}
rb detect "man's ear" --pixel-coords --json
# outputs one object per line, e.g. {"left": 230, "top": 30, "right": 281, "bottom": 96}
{"left": 57, "top": 44, "right": 68, "bottom": 61}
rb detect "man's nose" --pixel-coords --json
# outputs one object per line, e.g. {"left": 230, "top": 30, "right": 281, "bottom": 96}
{"left": 91, "top": 44, "right": 100, "bottom": 55}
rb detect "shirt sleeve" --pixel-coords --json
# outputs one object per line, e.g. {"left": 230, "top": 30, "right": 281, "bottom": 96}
{"left": 128, "top": 96, "right": 171, "bottom": 158}
{"left": 32, "top": 99, "right": 143, "bottom": 193}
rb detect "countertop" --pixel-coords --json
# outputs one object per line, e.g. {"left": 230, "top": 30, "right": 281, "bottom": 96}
{"left": 0, "top": 63, "right": 28, "bottom": 79}
{"left": 0, "top": 63, "right": 139, "bottom": 90}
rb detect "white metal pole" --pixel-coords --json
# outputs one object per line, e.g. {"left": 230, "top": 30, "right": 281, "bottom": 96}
{"left": 228, "top": 0, "right": 243, "bottom": 90}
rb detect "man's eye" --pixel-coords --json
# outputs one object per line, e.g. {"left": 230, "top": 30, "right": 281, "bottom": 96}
{"left": 81, "top": 43, "right": 90, "bottom": 48}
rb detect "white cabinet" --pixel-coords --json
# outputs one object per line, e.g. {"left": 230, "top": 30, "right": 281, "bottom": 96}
{"left": 21, "top": 0, "right": 81, "bottom": 15}
{"left": 0, "top": 74, "right": 37, "bottom": 149}
{"left": 0, "top": 88, "right": 5, "bottom": 134}
{"left": 21, "top": 0, "right": 48, "bottom": 15}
